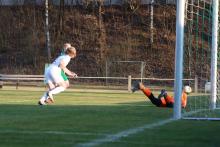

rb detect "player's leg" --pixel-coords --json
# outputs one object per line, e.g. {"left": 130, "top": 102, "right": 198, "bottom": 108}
{"left": 63, "top": 80, "right": 69, "bottom": 89}
{"left": 132, "top": 81, "right": 162, "bottom": 107}
{"left": 38, "top": 70, "right": 56, "bottom": 105}
{"left": 44, "top": 82, "right": 56, "bottom": 104}
{"left": 47, "top": 82, "right": 65, "bottom": 101}
{"left": 39, "top": 92, "right": 47, "bottom": 105}
{"left": 61, "top": 70, "right": 69, "bottom": 89}
{"left": 47, "top": 70, "right": 66, "bottom": 101}
{"left": 140, "top": 84, "right": 162, "bottom": 107}
{"left": 38, "top": 81, "right": 56, "bottom": 105}
{"left": 43, "top": 69, "right": 64, "bottom": 104}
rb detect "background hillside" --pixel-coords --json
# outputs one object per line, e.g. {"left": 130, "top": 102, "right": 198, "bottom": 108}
{"left": 0, "top": 3, "right": 176, "bottom": 78}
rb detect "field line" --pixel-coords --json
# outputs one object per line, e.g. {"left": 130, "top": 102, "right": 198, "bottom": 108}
{"left": 76, "top": 118, "right": 174, "bottom": 147}
{"left": 0, "top": 130, "right": 108, "bottom": 136}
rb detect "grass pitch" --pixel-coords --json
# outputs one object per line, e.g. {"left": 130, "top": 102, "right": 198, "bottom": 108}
{"left": 0, "top": 86, "right": 220, "bottom": 147}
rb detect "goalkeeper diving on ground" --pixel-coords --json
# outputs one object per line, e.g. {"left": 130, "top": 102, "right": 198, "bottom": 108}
{"left": 132, "top": 81, "right": 192, "bottom": 108}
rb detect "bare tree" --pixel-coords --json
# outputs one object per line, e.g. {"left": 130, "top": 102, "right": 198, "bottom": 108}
{"left": 97, "top": 0, "right": 107, "bottom": 65}
{"left": 58, "top": 0, "right": 65, "bottom": 40}
{"left": 45, "top": 0, "right": 51, "bottom": 62}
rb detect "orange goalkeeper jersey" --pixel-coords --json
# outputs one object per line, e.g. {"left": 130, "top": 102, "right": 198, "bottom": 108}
{"left": 181, "top": 92, "right": 188, "bottom": 108}
{"left": 161, "top": 91, "right": 188, "bottom": 108}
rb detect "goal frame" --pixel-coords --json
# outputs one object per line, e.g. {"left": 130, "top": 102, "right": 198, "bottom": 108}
{"left": 105, "top": 60, "right": 146, "bottom": 82}
{"left": 174, "top": 0, "right": 219, "bottom": 120}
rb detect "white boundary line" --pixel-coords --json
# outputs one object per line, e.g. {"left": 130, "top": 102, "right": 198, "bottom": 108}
{"left": 0, "top": 118, "right": 175, "bottom": 146}
{"left": 76, "top": 118, "right": 174, "bottom": 147}
{"left": 0, "top": 130, "right": 108, "bottom": 136}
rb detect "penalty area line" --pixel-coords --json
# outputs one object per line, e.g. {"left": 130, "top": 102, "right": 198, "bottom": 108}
{"left": 76, "top": 118, "right": 174, "bottom": 147}
{"left": 0, "top": 130, "right": 108, "bottom": 137}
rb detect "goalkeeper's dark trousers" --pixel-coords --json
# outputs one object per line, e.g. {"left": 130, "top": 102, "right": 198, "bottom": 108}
{"left": 142, "top": 88, "right": 162, "bottom": 107}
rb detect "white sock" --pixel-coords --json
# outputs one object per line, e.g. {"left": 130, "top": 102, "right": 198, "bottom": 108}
{"left": 49, "top": 86, "right": 65, "bottom": 95}
{"left": 39, "top": 92, "right": 48, "bottom": 104}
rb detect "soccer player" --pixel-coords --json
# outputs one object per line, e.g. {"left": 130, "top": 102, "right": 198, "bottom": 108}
{"left": 132, "top": 81, "right": 191, "bottom": 108}
{"left": 38, "top": 46, "right": 77, "bottom": 105}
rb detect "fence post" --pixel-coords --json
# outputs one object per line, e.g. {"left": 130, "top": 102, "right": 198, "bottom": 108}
{"left": 194, "top": 75, "right": 198, "bottom": 93}
{"left": 128, "top": 75, "right": 132, "bottom": 92}
{"left": 0, "top": 75, "right": 2, "bottom": 89}
{"left": 16, "top": 80, "right": 19, "bottom": 90}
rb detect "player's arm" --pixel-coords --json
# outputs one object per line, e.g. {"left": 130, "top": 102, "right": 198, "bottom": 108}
{"left": 59, "top": 60, "right": 77, "bottom": 78}
{"left": 181, "top": 92, "right": 187, "bottom": 108}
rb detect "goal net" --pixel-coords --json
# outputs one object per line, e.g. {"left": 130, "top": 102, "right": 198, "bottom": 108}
{"left": 181, "top": 0, "right": 220, "bottom": 120}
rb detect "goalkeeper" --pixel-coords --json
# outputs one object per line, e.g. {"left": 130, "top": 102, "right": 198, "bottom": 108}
{"left": 132, "top": 81, "right": 191, "bottom": 108}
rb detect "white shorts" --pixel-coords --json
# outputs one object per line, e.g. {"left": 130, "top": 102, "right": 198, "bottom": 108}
{"left": 45, "top": 65, "right": 64, "bottom": 84}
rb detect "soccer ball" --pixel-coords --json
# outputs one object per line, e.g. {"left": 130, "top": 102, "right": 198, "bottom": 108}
{"left": 184, "top": 85, "right": 192, "bottom": 94}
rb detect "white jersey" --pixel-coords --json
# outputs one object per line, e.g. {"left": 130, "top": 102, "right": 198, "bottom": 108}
{"left": 52, "top": 55, "right": 71, "bottom": 68}
{"left": 45, "top": 55, "right": 71, "bottom": 84}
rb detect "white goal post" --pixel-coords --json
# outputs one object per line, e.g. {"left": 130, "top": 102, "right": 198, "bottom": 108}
{"left": 175, "top": 0, "right": 220, "bottom": 120}
{"left": 174, "top": 0, "right": 185, "bottom": 119}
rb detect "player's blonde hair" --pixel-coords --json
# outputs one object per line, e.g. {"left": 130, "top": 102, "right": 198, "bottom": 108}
{"left": 65, "top": 46, "right": 76, "bottom": 57}
{"left": 63, "top": 43, "right": 71, "bottom": 49}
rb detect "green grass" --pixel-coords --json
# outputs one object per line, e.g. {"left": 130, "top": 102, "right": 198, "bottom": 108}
{"left": 0, "top": 87, "right": 220, "bottom": 147}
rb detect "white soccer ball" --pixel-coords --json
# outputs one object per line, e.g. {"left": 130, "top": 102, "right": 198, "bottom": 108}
{"left": 184, "top": 85, "right": 192, "bottom": 94}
